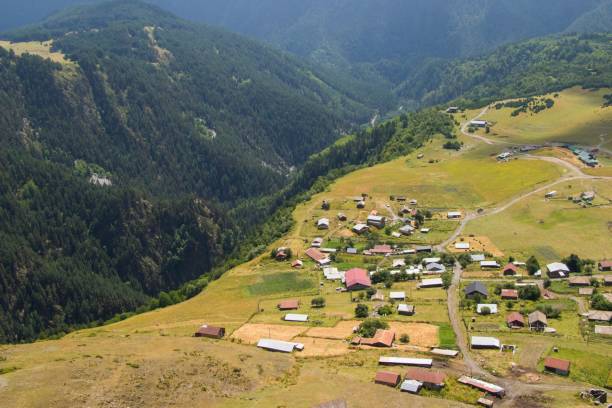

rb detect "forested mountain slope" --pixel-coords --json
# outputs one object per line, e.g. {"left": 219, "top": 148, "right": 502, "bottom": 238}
{"left": 396, "top": 33, "right": 612, "bottom": 107}
{"left": 0, "top": 0, "right": 370, "bottom": 342}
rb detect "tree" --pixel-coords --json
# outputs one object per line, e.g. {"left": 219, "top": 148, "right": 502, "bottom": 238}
{"left": 399, "top": 333, "right": 410, "bottom": 343}
{"left": 480, "top": 306, "right": 491, "bottom": 315}
{"left": 366, "top": 287, "right": 377, "bottom": 297}
{"left": 526, "top": 256, "right": 540, "bottom": 275}
{"left": 543, "top": 278, "right": 551, "bottom": 288}
{"left": 518, "top": 285, "right": 540, "bottom": 301}
{"left": 563, "top": 254, "right": 582, "bottom": 273}
{"left": 378, "top": 304, "right": 394, "bottom": 316}
{"left": 355, "top": 303, "right": 369, "bottom": 318}
{"left": 311, "top": 297, "right": 326, "bottom": 308}
{"left": 384, "top": 278, "right": 394, "bottom": 289}
{"left": 441, "top": 272, "right": 452, "bottom": 289}
{"left": 357, "top": 318, "right": 389, "bottom": 337}
{"left": 591, "top": 293, "right": 612, "bottom": 311}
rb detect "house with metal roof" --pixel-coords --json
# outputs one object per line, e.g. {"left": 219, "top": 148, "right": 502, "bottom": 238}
{"left": 400, "top": 379, "right": 422, "bottom": 394}
{"left": 568, "top": 276, "right": 590, "bottom": 286}
{"left": 420, "top": 278, "right": 443, "bottom": 288}
{"left": 415, "top": 245, "right": 432, "bottom": 253}
{"left": 379, "top": 356, "right": 433, "bottom": 367}
{"left": 470, "top": 336, "right": 500, "bottom": 349}
{"left": 430, "top": 348, "right": 459, "bottom": 357}
{"left": 284, "top": 314, "right": 308, "bottom": 322}
{"left": 399, "top": 224, "right": 415, "bottom": 235}
{"left": 502, "top": 263, "right": 518, "bottom": 276}
{"left": 447, "top": 211, "right": 462, "bottom": 219}
{"left": 323, "top": 267, "right": 344, "bottom": 281}
{"left": 360, "top": 329, "right": 395, "bottom": 347}
{"left": 367, "top": 214, "right": 386, "bottom": 228}
{"left": 397, "top": 304, "right": 415, "bottom": 316}
{"left": 425, "top": 262, "right": 445, "bottom": 273}
{"left": 257, "top": 339, "right": 304, "bottom": 353}
{"left": 305, "top": 247, "right": 331, "bottom": 266}
{"left": 546, "top": 262, "right": 569, "bottom": 278}
{"left": 470, "top": 254, "right": 485, "bottom": 262}
{"left": 528, "top": 311, "right": 548, "bottom": 331}
{"left": 352, "top": 223, "right": 369, "bottom": 234}
{"left": 544, "top": 357, "right": 570, "bottom": 376}
{"left": 506, "top": 312, "right": 525, "bottom": 328}
{"left": 455, "top": 242, "right": 470, "bottom": 250}
{"left": 501, "top": 289, "right": 519, "bottom": 300}
{"left": 317, "top": 218, "right": 330, "bottom": 230}
{"left": 345, "top": 268, "right": 371, "bottom": 290}
{"left": 470, "top": 120, "right": 488, "bottom": 128}
{"left": 465, "top": 282, "right": 488, "bottom": 298}
{"left": 389, "top": 291, "right": 406, "bottom": 300}
{"left": 458, "top": 376, "right": 505, "bottom": 397}
{"left": 480, "top": 260, "right": 500, "bottom": 269}
{"left": 374, "top": 371, "right": 401, "bottom": 387}
{"left": 405, "top": 367, "right": 446, "bottom": 390}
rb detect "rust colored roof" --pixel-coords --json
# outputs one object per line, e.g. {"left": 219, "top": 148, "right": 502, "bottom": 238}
{"left": 405, "top": 367, "right": 446, "bottom": 385}
{"left": 278, "top": 299, "right": 299, "bottom": 310}
{"left": 371, "top": 245, "right": 393, "bottom": 254}
{"left": 506, "top": 312, "right": 525, "bottom": 324}
{"left": 374, "top": 371, "right": 400, "bottom": 386}
{"left": 544, "top": 357, "right": 570, "bottom": 371}
{"left": 503, "top": 263, "right": 518, "bottom": 273}
{"left": 195, "top": 325, "right": 224, "bottom": 338}
{"left": 599, "top": 260, "right": 612, "bottom": 269}
{"left": 305, "top": 247, "right": 327, "bottom": 262}
{"left": 501, "top": 289, "right": 519, "bottom": 298}
{"left": 345, "top": 268, "right": 371, "bottom": 289}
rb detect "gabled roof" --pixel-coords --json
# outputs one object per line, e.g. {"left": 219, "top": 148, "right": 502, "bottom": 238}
{"left": 371, "top": 244, "right": 393, "bottom": 254}
{"left": 345, "top": 268, "right": 371, "bottom": 288}
{"left": 284, "top": 313, "right": 308, "bottom": 322}
{"left": 257, "top": 339, "right": 304, "bottom": 353}
{"left": 374, "top": 371, "right": 400, "bottom": 386}
{"left": 568, "top": 276, "right": 590, "bottom": 286}
{"left": 426, "top": 262, "right": 445, "bottom": 272}
{"left": 547, "top": 262, "right": 569, "bottom": 273}
{"left": 389, "top": 291, "right": 406, "bottom": 299}
{"left": 544, "top": 357, "right": 570, "bottom": 371}
{"left": 501, "top": 289, "right": 518, "bottom": 298}
{"left": 305, "top": 247, "right": 330, "bottom": 264}
{"left": 599, "top": 260, "right": 612, "bottom": 269}
{"left": 405, "top": 367, "right": 446, "bottom": 385}
{"left": 465, "top": 282, "right": 488, "bottom": 296}
{"left": 361, "top": 329, "right": 394, "bottom": 347}
{"left": 278, "top": 299, "right": 299, "bottom": 310}
{"left": 528, "top": 310, "right": 548, "bottom": 325}
{"left": 420, "top": 278, "right": 443, "bottom": 287}
{"left": 506, "top": 312, "right": 524, "bottom": 325}
{"left": 470, "top": 336, "right": 500, "bottom": 348}
{"left": 503, "top": 263, "right": 518, "bottom": 273}
{"left": 397, "top": 304, "right": 414, "bottom": 313}
{"left": 195, "top": 325, "right": 224, "bottom": 337}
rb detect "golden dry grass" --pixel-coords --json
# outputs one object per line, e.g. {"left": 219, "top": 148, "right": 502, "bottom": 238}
{"left": 0, "top": 40, "right": 72, "bottom": 65}
{"left": 230, "top": 323, "right": 307, "bottom": 344}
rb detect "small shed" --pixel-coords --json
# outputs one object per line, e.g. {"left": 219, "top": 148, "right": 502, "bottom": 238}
{"left": 470, "top": 336, "right": 500, "bottom": 349}
{"left": 568, "top": 276, "right": 590, "bottom": 286}
{"left": 502, "top": 263, "right": 518, "bottom": 276}
{"left": 195, "top": 325, "right": 225, "bottom": 339}
{"left": 544, "top": 357, "right": 570, "bottom": 376}
{"left": 400, "top": 379, "right": 422, "bottom": 394}
{"left": 420, "top": 278, "right": 443, "bottom": 288}
{"left": 599, "top": 260, "right": 612, "bottom": 272}
{"left": 405, "top": 367, "right": 446, "bottom": 390}
{"left": 284, "top": 313, "right": 308, "bottom": 322}
{"left": 397, "top": 304, "right": 415, "bottom": 316}
{"left": 374, "top": 371, "right": 401, "bottom": 387}
{"left": 278, "top": 299, "right": 300, "bottom": 310}
{"left": 389, "top": 291, "right": 406, "bottom": 301}
{"left": 501, "top": 289, "right": 518, "bottom": 300}
{"left": 480, "top": 260, "right": 500, "bottom": 269}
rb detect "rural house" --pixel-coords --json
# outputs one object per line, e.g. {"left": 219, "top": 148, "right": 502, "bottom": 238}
{"left": 397, "top": 304, "right": 415, "bottom": 315}
{"left": 426, "top": 262, "right": 446, "bottom": 273}
{"left": 480, "top": 260, "right": 500, "bottom": 269}
{"left": 274, "top": 249, "right": 288, "bottom": 261}
{"left": 359, "top": 329, "right": 395, "bottom": 347}
{"left": 305, "top": 247, "right": 330, "bottom": 266}
{"left": 337, "top": 213, "right": 347, "bottom": 221}
{"left": 544, "top": 357, "right": 570, "bottom": 376}
{"left": 367, "top": 214, "right": 386, "bottom": 228}
{"left": 311, "top": 237, "right": 323, "bottom": 248}
{"left": 547, "top": 262, "right": 569, "bottom": 278}
{"left": 352, "top": 223, "right": 369, "bottom": 234}
{"left": 405, "top": 367, "right": 446, "bottom": 390}
{"left": 345, "top": 268, "right": 372, "bottom": 290}
{"left": 420, "top": 278, "right": 443, "bottom": 288}
{"left": 291, "top": 259, "right": 303, "bottom": 268}
{"left": 502, "top": 263, "right": 518, "bottom": 276}
{"left": 599, "top": 260, "right": 612, "bottom": 272}
{"left": 399, "top": 224, "right": 415, "bottom": 235}
{"left": 506, "top": 312, "right": 525, "bottom": 328}
{"left": 447, "top": 211, "right": 462, "bottom": 219}
{"left": 587, "top": 311, "right": 612, "bottom": 323}
{"left": 470, "top": 336, "right": 500, "bottom": 349}
{"left": 470, "top": 120, "right": 488, "bottom": 128}
{"left": 370, "top": 244, "right": 393, "bottom": 255}
{"left": 400, "top": 380, "right": 422, "bottom": 394}
{"left": 415, "top": 245, "right": 433, "bottom": 253}
{"left": 465, "top": 282, "right": 488, "bottom": 299}
{"left": 568, "top": 276, "right": 590, "bottom": 286}
{"left": 528, "top": 311, "right": 548, "bottom": 331}
{"left": 277, "top": 299, "right": 299, "bottom": 310}
{"left": 389, "top": 291, "right": 406, "bottom": 301}
{"left": 374, "top": 371, "right": 401, "bottom": 387}
{"left": 317, "top": 218, "right": 330, "bottom": 230}
{"left": 194, "top": 325, "right": 225, "bottom": 339}
{"left": 501, "top": 289, "right": 519, "bottom": 300}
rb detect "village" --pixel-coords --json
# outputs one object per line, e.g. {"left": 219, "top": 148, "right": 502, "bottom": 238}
{"left": 193, "top": 185, "right": 612, "bottom": 407}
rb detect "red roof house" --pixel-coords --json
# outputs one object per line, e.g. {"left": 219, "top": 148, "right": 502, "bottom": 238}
{"left": 405, "top": 368, "right": 446, "bottom": 390}
{"left": 502, "top": 263, "right": 518, "bottom": 276}
{"left": 291, "top": 259, "right": 303, "bottom": 268}
{"left": 506, "top": 312, "right": 525, "bottom": 328}
{"left": 544, "top": 357, "right": 570, "bottom": 376}
{"left": 305, "top": 247, "right": 330, "bottom": 265}
{"left": 374, "top": 371, "right": 401, "bottom": 387}
{"left": 501, "top": 289, "right": 519, "bottom": 300}
{"left": 195, "top": 325, "right": 225, "bottom": 339}
{"left": 360, "top": 329, "right": 395, "bottom": 347}
{"left": 345, "top": 268, "right": 371, "bottom": 290}
{"left": 599, "top": 260, "right": 612, "bottom": 271}
{"left": 277, "top": 299, "right": 299, "bottom": 310}
{"left": 370, "top": 245, "right": 393, "bottom": 255}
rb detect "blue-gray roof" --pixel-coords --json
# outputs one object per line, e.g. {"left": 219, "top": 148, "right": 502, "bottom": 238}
{"left": 465, "top": 281, "right": 488, "bottom": 296}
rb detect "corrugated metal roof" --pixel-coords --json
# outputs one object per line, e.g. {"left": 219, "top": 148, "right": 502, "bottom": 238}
{"left": 420, "top": 278, "right": 443, "bottom": 287}
{"left": 470, "top": 254, "right": 485, "bottom": 262}
{"left": 397, "top": 304, "right": 414, "bottom": 313}
{"left": 379, "top": 356, "right": 433, "bottom": 367}
{"left": 257, "top": 339, "right": 303, "bottom": 353}
{"left": 470, "top": 336, "right": 500, "bottom": 348}
{"left": 480, "top": 260, "right": 500, "bottom": 268}
{"left": 430, "top": 348, "right": 458, "bottom": 357}
{"left": 458, "top": 376, "right": 505, "bottom": 395}
{"left": 389, "top": 291, "right": 406, "bottom": 299}
{"left": 400, "top": 380, "right": 422, "bottom": 393}
{"left": 284, "top": 314, "right": 308, "bottom": 322}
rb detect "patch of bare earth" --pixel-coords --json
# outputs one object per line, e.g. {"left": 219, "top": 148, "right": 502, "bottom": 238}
{"left": 230, "top": 323, "right": 307, "bottom": 344}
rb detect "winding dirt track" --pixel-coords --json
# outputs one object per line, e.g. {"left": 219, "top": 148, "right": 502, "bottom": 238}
{"left": 444, "top": 108, "right": 611, "bottom": 405}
